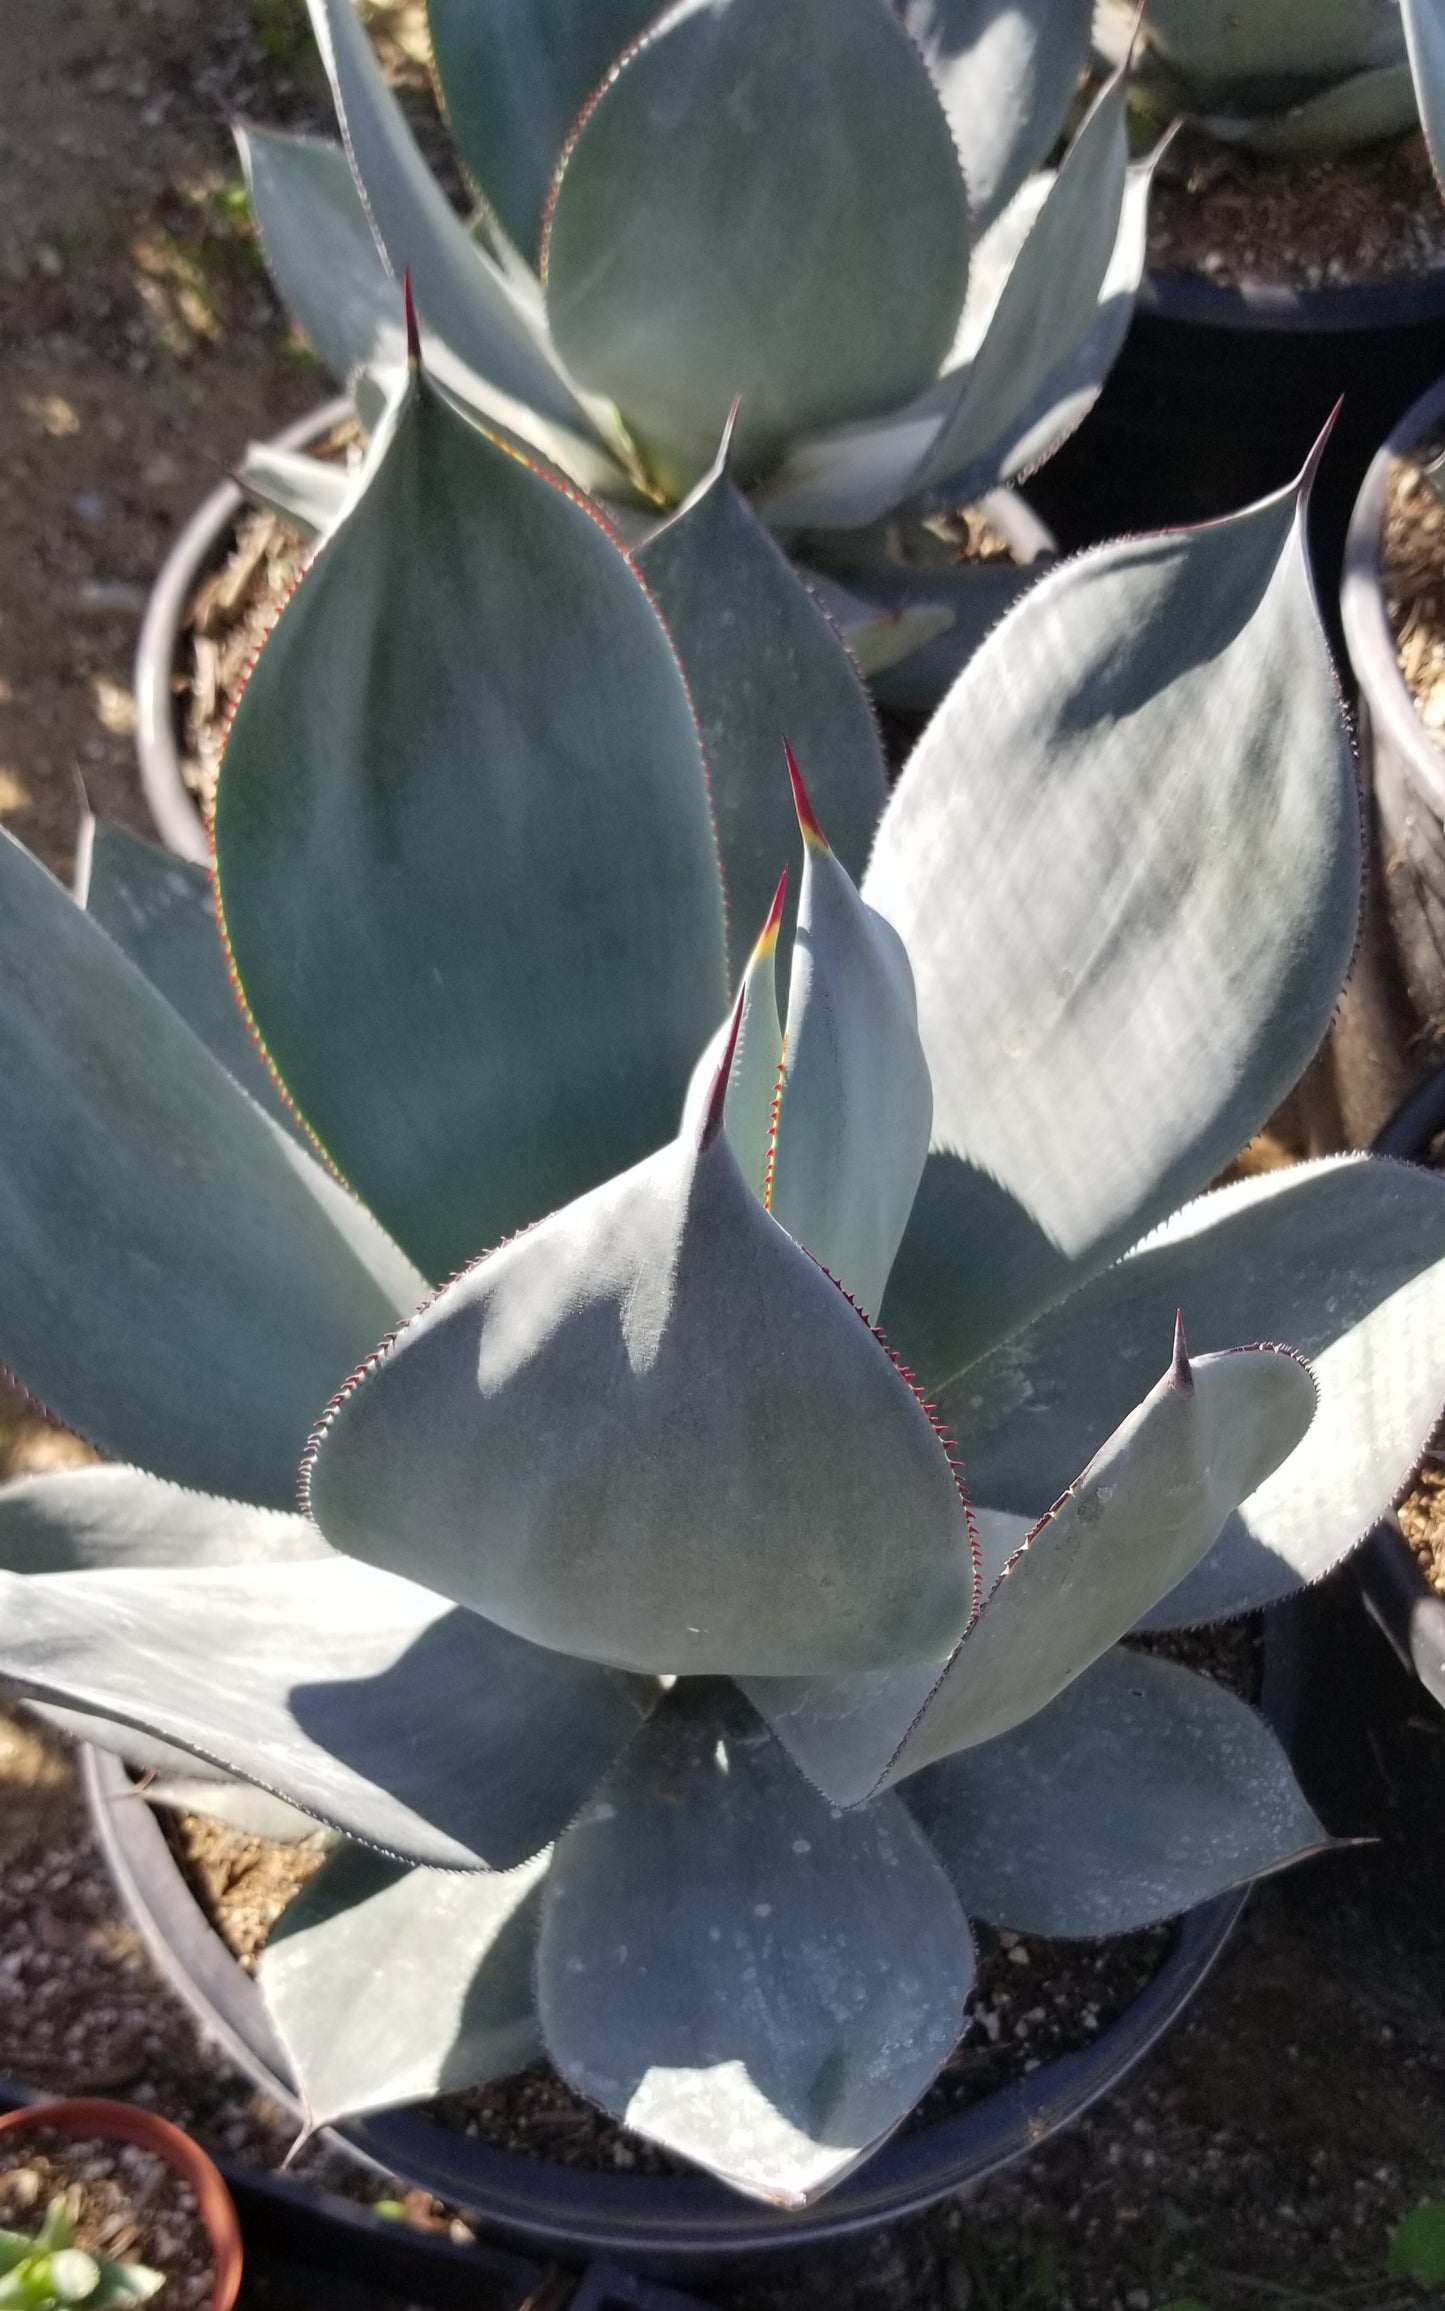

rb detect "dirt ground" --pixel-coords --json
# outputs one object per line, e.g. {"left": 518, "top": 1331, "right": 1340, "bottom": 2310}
{"left": 5, "top": 6, "right": 1445, "bottom": 2310}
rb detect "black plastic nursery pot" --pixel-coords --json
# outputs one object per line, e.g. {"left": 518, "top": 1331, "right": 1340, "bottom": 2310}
{"left": 1354, "top": 1061, "right": 1445, "bottom": 1718}
{"left": 1028, "top": 266, "right": 1445, "bottom": 660}
{"left": 77, "top": 1616, "right": 1300, "bottom": 2281}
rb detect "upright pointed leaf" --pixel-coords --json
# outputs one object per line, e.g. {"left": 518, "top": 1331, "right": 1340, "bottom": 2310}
{"left": 215, "top": 367, "right": 726, "bottom": 1280}
{"left": 307, "top": 1079, "right": 975, "bottom": 1677}
{"left": 306, "top": 0, "right": 588, "bottom": 432}
{"left": 906, "top": 1645, "right": 1327, "bottom": 1936}
{"left": 947, "top": 1157, "right": 1445, "bottom": 1626}
{"left": 682, "top": 881, "right": 785, "bottom": 1197}
{"left": 0, "top": 832, "right": 418, "bottom": 1506}
{"left": 542, "top": 0, "right": 971, "bottom": 493}
{"left": 238, "top": 129, "right": 402, "bottom": 386}
{"left": 768, "top": 755, "right": 932, "bottom": 1317}
{"left": 0, "top": 1558, "right": 653, "bottom": 1868}
{"left": 425, "top": 0, "right": 659, "bottom": 261}
{"left": 537, "top": 1684, "right": 974, "bottom": 2207}
{"left": 744, "top": 1338, "right": 1316, "bottom": 1804}
{"left": 0, "top": 1468, "right": 325, "bottom": 1574}
{"left": 868, "top": 470, "right": 1360, "bottom": 1389}
{"left": 898, "top": 0, "right": 1095, "bottom": 233}
{"left": 261, "top": 1844, "right": 546, "bottom": 2124}
{"left": 1404, "top": 0, "right": 1445, "bottom": 190}
{"left": 238, "top": 443, "right": 351, "bottom": 538}
{"left": 633, "top": 445, "right": 887, "bottom": 975}
{"left": 81, "top": 822, "right": 292, "bottom": 1129}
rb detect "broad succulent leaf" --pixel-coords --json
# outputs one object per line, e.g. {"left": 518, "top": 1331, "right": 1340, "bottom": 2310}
{"left": 743, "top": 1335, "right": 1317, "bottom": 1805}
{"left": 682, "top": 880, "right": 786, "bottom": 1197}
{"left": 948, "top": 1158, "right": 1445, "bottom": 1627}
{"left": 215, "top": 361, "right": 727, "bottom": 1281}
{"left": 909, "top": 71, "right": 1133, "bottom": 507}
{"left": 80, "top": 821, "right": 294, "bottom": 1131}
{"left": 261, "top": 1844, "right": 546, "bottom": 2125}
{"left": 1404, "top": 0, "right": 1445, "bottom": 190}
{"left": 238, "top": 128, "right": 402, "bottom": 387}
{"left": 632, "top": 438, "right": 887, "bottom": 976}
{"left": 307, "top": 1042, "right": 975, "bottom": 1677}
{"left": 541, "top": 0, "right": 971, "bottom": 495}
{"left": 900, "top": 0, "right": 1096, "bottom": 233}
{"left": 869, "top": 463, "right": 1360, "bottom": 1389}
{"left": 1210, "top": 63, "right": 1418, "bottom": 154}
{"left": 767, "top": 754, "right": 932, "bottom": 1318}
{"left": 536, "top": 1684, "right": 974, "bottom": 2207}
{"left": 305, "top": 0, "right": 589, "bottom": 434}
{"left": 906, "top": 1645, "right": 1328, "bottom": 1936}
{"left": 797, "top": 569, "right": 956, "bottom": 683}
{"left": 0, "top": 1467, "right": 324, "bottom": 1574}
{"left": 0, "top": 830, "right": 418, "bottom": 1506}
{"left": 0, "top": 1559, "right": 654, "bottom": 1868}
{"left": 424, "top": 0, "right": 659, "bottom": 261}
{"left": 238, "top": 443, "right": 351, "bottom": 539}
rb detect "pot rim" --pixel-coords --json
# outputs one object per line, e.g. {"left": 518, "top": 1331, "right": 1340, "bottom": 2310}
{"left": 1341, "top": 368, "right": 1445, "bottom": 823}
{"left": 0, "top": 2094, "right": 243, "bottom": 2311}
{"left": 77, "top": 1628, "right": 1290, "bottom": 2276}
{"left": 1140, "top": 262, "right": 1445, "bottom": 337}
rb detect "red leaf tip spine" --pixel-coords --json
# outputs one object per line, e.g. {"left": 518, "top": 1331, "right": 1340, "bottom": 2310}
{"left": 1169, "top": 1308, "right": 1194, "bottom": 1396}
{"left": 783, "top": 738, "right": 828, "bottom": 852}
{"left": 754, "top": 865, "right": 787, "bottom": 964}
{"left": 700, "top": 984, "right": 747, "bottom": 1152}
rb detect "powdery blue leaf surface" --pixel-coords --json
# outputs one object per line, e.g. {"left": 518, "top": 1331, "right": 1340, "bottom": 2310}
{"left": 215, "top": 364, "right": 726, "bottom": 1281}
{"left": 945, "top": 1156, "right": 1445, "bottom": 1626}
{"left": 898, "top": 0, "right": 1095, "bottom": 232}
{"left": 767, "top": 757, "right": 931, "bottom": 1318}
{"left": 682, "top": 880, "right": 785, "bottom": 1199}
{"left": 542, "top": 0, "right": 970, "bottom": 494}
{"left": 0, "top": 1558, "right": 652, "bottom": 1867}
{"left": 537, "top": 1684, "right": 974, "bottom": 2206}
{"left": 261, "top": 1842, "right": 546, "bottom": 2124}
{"left": 0, "top": 1467, "right": 325, "bottom": 1574}
{"left": 0, "top": 830, "right": 419, "bottom": 1507}
{"left": 424, "top": 0, "right": 659, "bottom": 260}
{"left": 633, "top": 445, "right": 886, "bottom": 976}
{"left": 906, "top": 1644, "right": 1327, "bottom": 1934}
{"left": 868, "top": 474, "right": 1360, "bottom": 1391}
{"left": 238, "top": 129, "right": 401, "bottom": 385}
{"left": 307, "top": 1078, "right": 975, "bottom": 1678}
{"left": 744, "top": 1338, "right": 1316, "bottom": 1804}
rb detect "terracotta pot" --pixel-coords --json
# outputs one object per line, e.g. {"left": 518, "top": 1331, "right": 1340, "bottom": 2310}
{"left": 0, "top": 2096, "right": 243, "bottom": 2311}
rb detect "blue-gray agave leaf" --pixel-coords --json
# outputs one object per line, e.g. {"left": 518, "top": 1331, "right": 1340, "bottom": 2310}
{"left": 900, "top": 0, "right": 1096, "bottom": 233}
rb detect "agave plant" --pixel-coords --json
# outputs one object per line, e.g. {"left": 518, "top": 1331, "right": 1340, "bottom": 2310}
{"left": 233, "top": 0, "right": 1156, "bottom": 696}
{"left": 2, "top": 340, "right": 1445, "bottom": 2208}
{"left": 1098, "top": 0, "right": 1445, "bottom": 168}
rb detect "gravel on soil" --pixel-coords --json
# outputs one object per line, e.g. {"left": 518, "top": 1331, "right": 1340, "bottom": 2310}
{"left": 1382, "top": 445, "right": 1445, "bottom": 746}
{"left": 1146, "top": 127, "right": 1445, "bottom": 290}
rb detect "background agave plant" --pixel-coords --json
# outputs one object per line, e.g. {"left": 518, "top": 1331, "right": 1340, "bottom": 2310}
{"left": 2, "top": 344, "right": 1445, "bottom": 2207}
{"left": 234, "top": 0, "right": 1156, "bottom": 692}
{"left": 1097, "top": 0, "right": 1445, "bottom": 168}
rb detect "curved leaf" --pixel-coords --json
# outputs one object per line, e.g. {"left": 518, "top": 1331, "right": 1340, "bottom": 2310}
{"left": 906, "top": 1645, "right": 1327, "bottom": 1935}
{"left": 0, "top": 1467, "right": 325, "bottom": 1573}
{"left": 0, "top": 1558, "right": 653, "bottom": 1868}
{"left": 946, "top": 1157, "right": 1445, "bottom": 1627}
{"left": 633, "top": 443, "right": 886, "bottom": 976}
{"left": 744, "top": 1336, "right": 1316, "bottom": 1804}
{"left": 537, "top": 1683, "right": 974, "bottom": 2207}
{"left": 305, "top": 0, "right": 587, "bottom": 431}
{"left": 238, "top": 128, "right": 401, "bottom": 386}
{"left": 1136, "top": 0, "right": 1405, "bottom": 103}
{"left": 425, "top": 0, "right": 659, "bottom": 260}
{"left": 868, "top": 470, "right": 1360, "bottom": 1389}
{"left": 215, "top": 364, "right": 727, "bottom": 1280}
{"left": 307, "top": 1085, "right": 975, "bottom": 1677}
{"left": 1216, "top": 62, "right": 1418, "bottom": 155}
{"left": 899, "top": 0, "right": 1095, "bottom": 233}
{"left": 0, "top": 831, "right": 418, "bottom": 1506}
{"left": 80, "top": 822, "right": 292, "bottom": 1128}
{"left": 542, "top": 0, "right": 970, "bottom": 494}
{"left": 261, "top": 1844, "right": 546, "bottom": 2124}
{"left": 1404, "top": 0, "right": 1445, "bottom": 190}
{"left": 767, "top": 755, "right": 932, "bottom": 1317}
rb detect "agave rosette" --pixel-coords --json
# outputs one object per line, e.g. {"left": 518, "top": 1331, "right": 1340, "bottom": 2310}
{"left": 235, "top": 0, "right": 1157, "bottom": 698}
{"left": 2, "top": 349, "right": 1445, "bottom": 2206}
